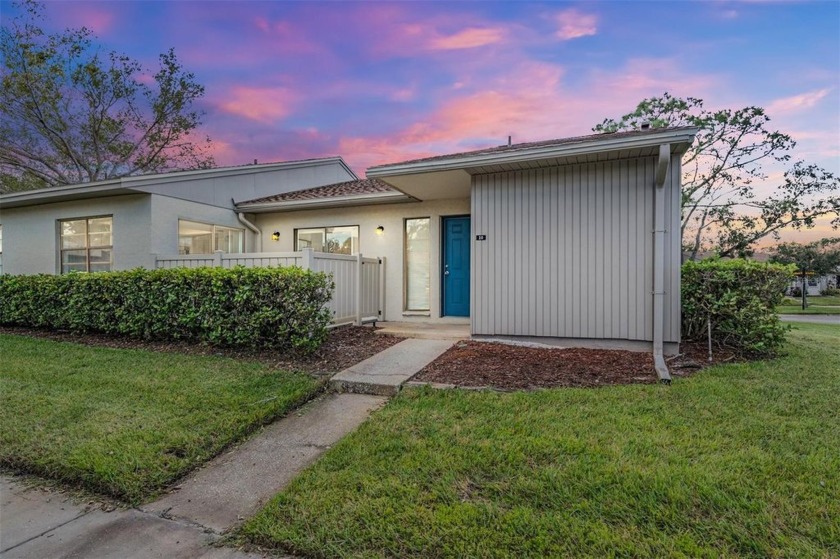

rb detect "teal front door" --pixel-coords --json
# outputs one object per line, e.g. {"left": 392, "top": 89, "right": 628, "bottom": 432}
{"left": 442, "top": 216, "right": 470, "bottom": 317}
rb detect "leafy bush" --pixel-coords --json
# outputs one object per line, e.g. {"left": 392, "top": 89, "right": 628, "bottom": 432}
{"left": 682, "top": 259, "right": 795, "bottom": 356}
{"left": 0, "top": 267, "right": 334, "bottom": 352}
{"left": 789, "top": 287, "right": 803, "bottom": 298}
{"left": 821, "top": 287, "right": 839, "bottom": 296}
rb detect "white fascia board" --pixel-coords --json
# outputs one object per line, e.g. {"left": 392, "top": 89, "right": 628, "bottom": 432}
{"left": 236, "top": 191, "right": 411, "bottom": 213}
{"left": 0, "top": 180, "right": 129, "bottom": 207}
{"left": 366, "top": 128, "right": 699, "bottom": 178}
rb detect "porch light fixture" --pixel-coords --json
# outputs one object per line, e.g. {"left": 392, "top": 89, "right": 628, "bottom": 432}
{"left": 375, "top": 226, "right": 385, "bottom": 236}
{"left": 271, "top": 231, "right": 280, "bottom": 241}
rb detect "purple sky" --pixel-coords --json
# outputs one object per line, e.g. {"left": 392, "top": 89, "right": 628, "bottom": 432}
{"left": 4, "top": 0, "right": 839, "bottom": 241}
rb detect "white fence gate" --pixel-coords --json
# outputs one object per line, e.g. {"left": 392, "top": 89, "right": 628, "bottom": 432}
{"left": 155, "top": 249, "right": 385, "bottom": 326}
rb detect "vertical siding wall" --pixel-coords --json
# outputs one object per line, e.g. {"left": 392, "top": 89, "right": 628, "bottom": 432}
{"left": 471, "top": 156, "right": 681, "bottom": 343}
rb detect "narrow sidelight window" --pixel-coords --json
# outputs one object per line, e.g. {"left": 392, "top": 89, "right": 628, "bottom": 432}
{"left": 405, "top": 217, "right": 430, "bottom": 311}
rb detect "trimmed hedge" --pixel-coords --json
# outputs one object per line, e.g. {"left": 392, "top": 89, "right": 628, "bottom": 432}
{"left": 0, "top": 267, "right": 334, "bottom": 352}
{"left": 682, "top": 259, "right": 795, "bottom": 356}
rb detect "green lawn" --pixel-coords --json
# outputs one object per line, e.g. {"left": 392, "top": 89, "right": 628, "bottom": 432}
{"left": 0, "top": 334, "right": 321, "bottom": 504}
{"left": 243, "top": 324, "right": 840, "bottom": 558}
{"left": 778, "top": 305, "right": 840, "bottom": 315}
{"left": 779, "top": 295, "right": 840, "bottom": 315}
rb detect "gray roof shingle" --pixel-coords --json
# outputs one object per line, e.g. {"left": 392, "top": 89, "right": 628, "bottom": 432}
{"left": 238, "top": 178, "right": 398, "bottom": 206}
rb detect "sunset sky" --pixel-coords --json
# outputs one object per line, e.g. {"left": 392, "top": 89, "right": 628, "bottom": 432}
{"left": 2, "top": 0, "right": 839, "bottom": 242}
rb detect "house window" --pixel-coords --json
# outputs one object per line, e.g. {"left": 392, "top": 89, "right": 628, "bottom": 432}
{"left": 405, "top": 217, "right": 430, "bottom": 311}
{"left": 295, "top": 226, "right": 359, "bottom": 255}
{"left": 178, "top": 220, "right": 244, "bottom": 255}
{"left": 60, "top": 216, "right": 113, "bottom": 273}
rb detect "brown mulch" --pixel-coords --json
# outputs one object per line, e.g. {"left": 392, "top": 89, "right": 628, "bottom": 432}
{"left": 413, "top": 339, "right": 744, "bottom": 390}
{"left": 0, "top": 325, "right": 402, "bottom": 376}
{"left": 669, "top": 340, "right": 745, "bottom": 376}
{"left": 414, "top": 341, "right": 657, "bottom": 390}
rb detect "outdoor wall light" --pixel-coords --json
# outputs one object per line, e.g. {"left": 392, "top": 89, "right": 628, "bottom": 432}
{"left": 271, "top": 231, "right": 280, "bottom": 241}
{"left": 375, "top": 225, "right": 385, "bottom": 236}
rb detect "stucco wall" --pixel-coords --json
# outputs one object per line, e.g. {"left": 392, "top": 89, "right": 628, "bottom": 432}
{"left": 254, "top": 198, "right": 471, "bottom": 323}
{"left": 0, "top": 194, "right": 152, "bottom": 275}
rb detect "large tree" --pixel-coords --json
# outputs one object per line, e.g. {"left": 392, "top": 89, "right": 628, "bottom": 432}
{"left": 769, "top": 237, "right": 840, "bottom": 278}
{"left": 0, "top": 0, "right": 214, "bottom": 192}
{"left": 594, "top": 93, "right": 840, "bottom": 260}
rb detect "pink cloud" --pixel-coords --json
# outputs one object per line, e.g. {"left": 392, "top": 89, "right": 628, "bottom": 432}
{"left": 340, "top": 57, "right": 719, "bottom": 171}
{"left": 767, "top": 88, "right": 832, "bottom": 114}
{"left": 218, "top": 87, "right": 296, "bottom": 122}
{"left": 47, "top": 3, "right": 116, "bottom": 35}
{"left": 428, "top": 27, "right": 508, "bottom": 50}
{"left": 554, "top": 9, "right": 598, "bottom": 40}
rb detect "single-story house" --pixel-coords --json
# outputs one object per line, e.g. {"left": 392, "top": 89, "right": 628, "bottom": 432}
{"left": 788, "top": 271, "right": 839, "bottom": 296}
{"left": 0, "top": 126, "right": 698, "bottom": 380}
{"left": 0, "top": 157, "right": 356, "bottom": 274}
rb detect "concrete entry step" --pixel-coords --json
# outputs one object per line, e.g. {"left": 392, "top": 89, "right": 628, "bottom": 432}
{"left": 375, "top": 321, "right": 470, "bottom": 341}
{"left": 330, "top": 338, "right": 454, "bottom": 396}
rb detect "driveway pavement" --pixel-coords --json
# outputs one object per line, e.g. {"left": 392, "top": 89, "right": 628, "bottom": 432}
{"left": 779, "top": 314, "right": 840, "bottom": 324}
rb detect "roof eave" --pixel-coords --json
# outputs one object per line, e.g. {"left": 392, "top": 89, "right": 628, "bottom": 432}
{"left": 0, "top": 180, "right": 133, "bottom": 208}
{"left": 366, "top": 128, "right": 699, "bottom": 178}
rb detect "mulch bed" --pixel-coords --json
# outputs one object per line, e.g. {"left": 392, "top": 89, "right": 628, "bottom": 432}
{"left": 0, "top": 325, "right": 401, "bottom": 376}
{"left": 413, "top": 339, "right": 742, "bottom": 390}
{"left": 414, "top": 341, "right": 657, "bottom": 389}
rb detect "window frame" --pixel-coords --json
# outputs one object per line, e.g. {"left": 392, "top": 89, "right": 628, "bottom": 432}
{"left": 403, "top": 216, "right": 431, "bottom": 312}
{"left": 294, "top": 225, "right": 360, "bottom": 255}
{"left": 177, "top": 219, "right": 245, "bottom": 255}
{"left": 58, "top": 215, "right": 113, "bottom": 274}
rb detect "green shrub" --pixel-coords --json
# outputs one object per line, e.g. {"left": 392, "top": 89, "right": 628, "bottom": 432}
{"left": 821, "top": 287, "right": 839, "bottom": 296}
{"left": 0, "top": 267, "right": 334, "bottom": 352}
{"left": 682, "top": 259, "right": 795, "bottom": 356}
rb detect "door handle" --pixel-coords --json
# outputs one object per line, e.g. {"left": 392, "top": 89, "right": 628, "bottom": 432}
{"left": 444, "top": 270, "right": 450, "bottom": 276}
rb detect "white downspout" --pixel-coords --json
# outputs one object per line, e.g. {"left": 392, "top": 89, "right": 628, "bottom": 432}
{"left": 653, "top": 144, "right": 672, "bottom": 384}
{"left": 236, "top": 211, "right": 262, "bottom": 253}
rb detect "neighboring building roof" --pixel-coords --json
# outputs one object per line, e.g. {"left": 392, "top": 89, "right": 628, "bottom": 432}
{"left": 0, "top": 157, "right": 357, "bottom": 209}
{"left": 368, "top": 126, "right": 697, "bottom": 172}
{"left": 236, "top": 178, "right": 411, "bottom": 213}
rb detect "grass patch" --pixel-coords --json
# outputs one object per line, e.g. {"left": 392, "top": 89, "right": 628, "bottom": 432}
{"left": 243, "top": 324, "right": 840, "bottom": 558}
{"left": 780, "top": 296, "right": 840, "bottom": 314}
{"left": 778, "top": 305, "right": 840, "bottom": 315}
{"left": 0, "top": 334, "right": 321, "bottom": 504}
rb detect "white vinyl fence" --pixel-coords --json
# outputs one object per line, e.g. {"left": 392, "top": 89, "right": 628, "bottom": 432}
{"left": 155, "top": 249, "right": 385, "bottom": 326}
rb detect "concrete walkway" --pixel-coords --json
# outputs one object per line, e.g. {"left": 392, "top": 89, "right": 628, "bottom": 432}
{"left": 1, "top": 336, "right": 454, "bottom": 557}
{"left": 1, "top": 393, "right": 385, "bottom": 558}
{"left": 1, "top": 477, "right": 262, "bottom": 559}
{"left": 779, "top": 314, "right": 840, "bottom": 324}
{"left": 144, "top": 393, "right": 385, "bottom": 532}
{"left": 331, "top": 338, "right": 455, "bottom": 395}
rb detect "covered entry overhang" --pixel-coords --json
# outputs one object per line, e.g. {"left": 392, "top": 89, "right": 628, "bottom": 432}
{"left": 365, "top": 127, "right": 697, "bottom": 200}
